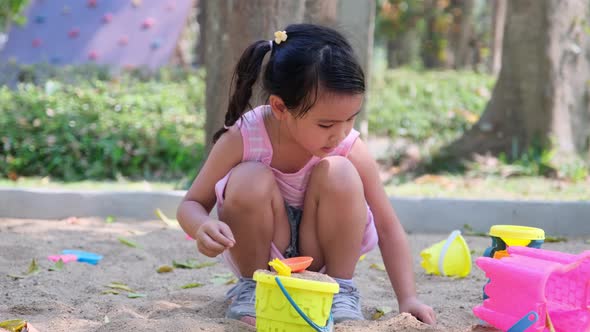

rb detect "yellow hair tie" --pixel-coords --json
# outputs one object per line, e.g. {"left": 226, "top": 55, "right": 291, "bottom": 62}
{"left": 274, "top": 30, "right": 287, "bottom": 45}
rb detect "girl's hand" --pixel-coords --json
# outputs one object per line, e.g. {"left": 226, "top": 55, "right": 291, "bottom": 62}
{"left": 195, "top": 219, "right": 235, "bottom": 257}
{"left": 399, "top": 297, "right": 436, "bottom": 325}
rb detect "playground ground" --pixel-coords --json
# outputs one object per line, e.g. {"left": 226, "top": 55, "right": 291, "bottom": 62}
{"left": 0, "top": 217, "right": 587, "bottom": 331}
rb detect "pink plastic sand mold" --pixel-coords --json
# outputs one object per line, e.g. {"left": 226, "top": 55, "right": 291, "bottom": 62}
{"left": 473, "top": 246, "right": 590, "bottom": 332}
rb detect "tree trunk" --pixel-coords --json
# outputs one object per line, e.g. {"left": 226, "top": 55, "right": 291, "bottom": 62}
{"left": 387, "top": 29, "right": 419, "bottom": 69}
{"left": 337, "top": 0, "right": 375, "bottom": 139}
{"left": 204, "top": 0, "right": 305, "bottom": 150}
{"left": 421, "top": 0, "right": 447, "bottom": 69}
{"left": 445, "top": 0, "right": 590, "bottom": 162}
{"left": 304, "top": 0, "right": 338, "bottom": 26}
{"left": 448, "top": 0, "right": 475, "bottom": 69}
{"left": 304, "top": 0, "right": 375, "bottom": 138}
{"left": 195, "top": 0, "right": 206, "bottom": 66}
{"left": 489, "top": 0, "right": 506, "bottom": 75}
{"left": 386, "top": 38, "right": 399, "bottom": 68}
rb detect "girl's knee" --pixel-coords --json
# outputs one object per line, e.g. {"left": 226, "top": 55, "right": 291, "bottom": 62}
{"left": 311, "top": 156, "right": 363, "bottom": 195}
{"left": 224, "top": 162, "right": 277, "bottom": 208}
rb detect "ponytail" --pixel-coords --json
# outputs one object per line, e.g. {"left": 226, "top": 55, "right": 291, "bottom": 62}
{"left": 212, "top": 40, "right": 272, "bottom": 143}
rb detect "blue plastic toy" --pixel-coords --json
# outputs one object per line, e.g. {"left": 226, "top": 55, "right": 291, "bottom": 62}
{"left": 61, "top": 250, "right": 103, "bottom": 265}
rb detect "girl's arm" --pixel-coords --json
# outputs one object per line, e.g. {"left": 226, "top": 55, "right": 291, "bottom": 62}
{"left": 348, "top": 138, "right": 436, "bottom": 324}
{"left": 177, "top": 126, "right": 243, "bottom": 242}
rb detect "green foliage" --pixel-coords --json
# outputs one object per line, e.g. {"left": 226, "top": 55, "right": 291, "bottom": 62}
{"left": 0, "top": 0, "right": 29, "bottom": 28}
{"left": 497, "top": 146, "right": 589, "bottom": 181}
{"left": 375, "top": 0, "right": 425, "bottom": 39}
{"left": 368, "top": 68, "right": 494, "bottom": 151}
{"left": 497, "top": 145, "right": 554, "bottom": 177}
{"left": 0, "top": 65, "right": 206, "bottom": 182}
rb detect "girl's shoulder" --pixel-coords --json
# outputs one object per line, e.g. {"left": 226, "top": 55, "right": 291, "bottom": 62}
{"left": 211, "top": 125, "right": 244, "bottom": 162}
{"left": 238, "top": 105, "right": 269, "bottom": 127}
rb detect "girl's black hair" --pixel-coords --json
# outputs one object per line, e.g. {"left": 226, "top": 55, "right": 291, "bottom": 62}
{"left": 212, "top": 23, "right": 365, "bottom": 143}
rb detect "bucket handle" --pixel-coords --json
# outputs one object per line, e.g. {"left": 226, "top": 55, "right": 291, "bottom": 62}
{"left": 274, "top": 276, "right": 333, "bottom": 332}
{"left": 439, "top": 230, "right": 461, "bottom": 276}
{"left": 506, "top": 311, "right": 538, "bottom": 332}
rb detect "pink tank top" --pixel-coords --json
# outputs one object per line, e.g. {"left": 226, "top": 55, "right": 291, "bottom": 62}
{"left": 236, "top": 105, "right": 360, "bottom": 209}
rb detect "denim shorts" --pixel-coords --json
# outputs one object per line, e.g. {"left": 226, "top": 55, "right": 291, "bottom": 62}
{"left": 283, "top": 203, "right": 303, "bottom": 258}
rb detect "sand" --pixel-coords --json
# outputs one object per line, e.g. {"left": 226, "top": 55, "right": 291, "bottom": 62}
{"left": 1, "top": 217, "right": 587, "bottom": 331}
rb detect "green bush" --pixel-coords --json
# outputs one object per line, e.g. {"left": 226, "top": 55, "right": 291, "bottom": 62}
{"left": 0, "top": 67, "right": 206, "bottom": 181}
{"left": 368, "top": 69, "right": 495, "bottom": 151}
{"left": 4, "top": 65, "right": 539, "bottom": 182}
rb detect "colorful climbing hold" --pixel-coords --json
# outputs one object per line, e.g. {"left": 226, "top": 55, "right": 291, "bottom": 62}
{"left": 132, "top": 0, "right": 142, "bottom": 8}
{"left": 102, "top": 13, "right": 113, "bottom": 23}
{"left": 34, "top": 15, "right": 46, "bottom": 24}
{"left": 118, "top": 36, "right": 129, "bottom": 46}
{"left": 87, "top": 0, "right": 97, "bottom": 8}
{"left": 142, "top": 17, "right": 155, "bottom": 29}
{"left": 150, "top": 40, "right": 161, "bottom": 50}
{"left": 165, "top": 1, "right": 176, "bottom": 11}
{"left": 32, "top": 38, "right": 42, "bottom": 48}
{"left": 88, "top": 51, "right": 99, "bottom": 60}
{"left": 68, "top": 28, "right": 80, "bottom": 39}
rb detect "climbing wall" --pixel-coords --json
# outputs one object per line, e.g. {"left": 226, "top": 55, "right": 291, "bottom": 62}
{"left": 0, "top": 0, "right": 194, "bottom": 69}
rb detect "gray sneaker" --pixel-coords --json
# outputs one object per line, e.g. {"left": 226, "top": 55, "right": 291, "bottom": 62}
{"left": 331, "top": 282, "right": 364, "bottom": 323}
{"left": 225, "top": 277, "right": 256, "bottom": 320}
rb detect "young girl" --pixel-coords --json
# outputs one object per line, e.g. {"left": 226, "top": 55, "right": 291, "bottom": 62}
{"left": 177, "top": 23, "right": 436, "bottom": 326}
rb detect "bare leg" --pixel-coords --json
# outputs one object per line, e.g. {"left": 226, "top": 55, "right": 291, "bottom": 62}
{"left": 298, "top": 156, "right": 367, "bottom": 279}
{"left": 221, "top": 162, "right": 290, "bottom": 277}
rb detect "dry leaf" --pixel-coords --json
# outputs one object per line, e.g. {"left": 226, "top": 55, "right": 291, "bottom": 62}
{"left": 414, "top": 174, "right": 453, "bottom": 187}
{"left": 452, "top": 108, "right": 479, "bottom": 124}
{"left": 118, "top": 237, "right": 140, "bottom": 248}
{"left": 9, "top": 259, "right": 42, "bottom": 278}
{"left": 180, "top": 282, "right": 204, "bottom": 289}
{"left": 545, "top": 236, "right": 567, "bottom": 243}
{"left": 0, "top": 319, "right": 26, "bottom": 331}
{"left": 372, "top": 306, "right": 393, "bottom": 320}
{"left": 370, "top": 263, "right": 386, "bottom": 271}
{"left": 156, "top": 265, "right": 174, "bottom": 273}
{"left": 7, "top": 171, "right": 19, "bottom": 181}
{"left": 211, "top": 273, "right": 237, "bottom": 285}
{"left": 172, "top": 259, "right": 216, "bottom": 269}
{"left": 106, "top": 282, "right": 134, "bottom": 292}
{"left": 48, "top": 259, "right": 65, "bottom": 271}
{"left": 26, "top": 258, "right": 40, "bottom": 275}
{"left": 155, "top": 208, "right": 180, "bottom": 228}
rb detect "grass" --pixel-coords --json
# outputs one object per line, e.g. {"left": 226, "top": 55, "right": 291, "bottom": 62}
{"left": 0, "top": 177, "right": 179, "bottom": 191}
{"left": 385, "top": 175, "right": 590, "bottom": 201}
{"left": 2, "top": 175, "right": 589, "bottom": 201}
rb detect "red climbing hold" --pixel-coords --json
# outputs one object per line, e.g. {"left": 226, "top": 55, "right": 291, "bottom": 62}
{"left": 68, "top": 28, "right": 80, "bottom": 39}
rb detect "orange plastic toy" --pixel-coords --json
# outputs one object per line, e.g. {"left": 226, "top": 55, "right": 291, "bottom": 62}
{"left": 281, "top": 256, "right": 313, "bottom": 273}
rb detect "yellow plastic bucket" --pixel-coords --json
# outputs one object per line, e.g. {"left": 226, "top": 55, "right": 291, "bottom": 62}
{"left": 488, "top": 225, "right": 545, "bottom": 247}
{"left": 253, "top": 270, "right": 339, "bottom": 332}
{"left": 420, "top": 230, "right": 472, "bottom": 278}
